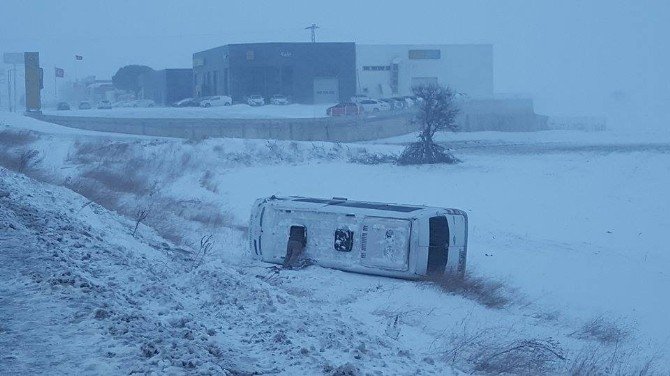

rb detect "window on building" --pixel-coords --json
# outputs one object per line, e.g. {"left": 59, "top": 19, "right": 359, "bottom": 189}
{"left": 362, "top": 65, "right": 391, "bottom": 71}
{"left": 223, "top": 68, "right": 229, "bottom": 95}
{"left": 334, "top": 229, "right": 354, "bottom": 252}
{"left": 409, "top": 49, "right": 441, "bottom": 60}
{"left": 390, "top": 63, "right": 399, "bottom": 94}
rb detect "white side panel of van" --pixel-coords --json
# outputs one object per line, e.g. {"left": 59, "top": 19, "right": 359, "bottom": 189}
{"left": 360, "top": 217, "right": 411, "bottom": 271}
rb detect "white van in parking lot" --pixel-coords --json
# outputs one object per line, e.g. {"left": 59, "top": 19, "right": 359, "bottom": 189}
{"left": 249, "top": 196, "right": 468, "bottom": 279}
{"left": 200, "top": 96, "right": 232, "bottom": 107}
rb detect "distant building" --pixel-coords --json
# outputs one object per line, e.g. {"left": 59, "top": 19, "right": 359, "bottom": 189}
{"left": 192, "top": 42, "right": 493, "bottom": 104}
{"left": 139, "top": 69, "right": 193, "bottom": 106}
{"left": 193, "top": 43, "right": 357, "bottom": 104}
{"left": 355, "top": 44, "right": 493, "bottom": 99}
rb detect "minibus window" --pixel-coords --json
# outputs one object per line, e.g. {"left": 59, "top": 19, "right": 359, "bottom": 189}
{"left": 334, "top": 229, "right": 354, "bottom": 252}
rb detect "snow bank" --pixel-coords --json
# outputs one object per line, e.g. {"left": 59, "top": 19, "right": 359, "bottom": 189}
{"left": 42, "top": 103, "right": 333, "bottom": 119}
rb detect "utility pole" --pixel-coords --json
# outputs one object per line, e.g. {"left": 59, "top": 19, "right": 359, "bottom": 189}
{"left": 305, "top": 24, "right": 319, "bottom": 43}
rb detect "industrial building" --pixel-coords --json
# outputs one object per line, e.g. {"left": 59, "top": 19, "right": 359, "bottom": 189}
{"left": 190, "top": 41, "right": 545, "bottom": 132}
{"left": 355, "top": 44, "right": 493, "bottom": 99}
{"left": 193, "top": 43, "right": 356, "bottom": 104}
{"left": 192, "top": 42, "right": 493, "bottom": 104}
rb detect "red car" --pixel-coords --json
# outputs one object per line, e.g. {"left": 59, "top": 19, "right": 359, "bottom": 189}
{"left": 326, "top": 102, "right": 364, "bottom": 116}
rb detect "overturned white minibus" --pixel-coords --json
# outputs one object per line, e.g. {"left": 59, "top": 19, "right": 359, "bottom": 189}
{"left": 249, "top": 196, "right": 468, "bottom": 279}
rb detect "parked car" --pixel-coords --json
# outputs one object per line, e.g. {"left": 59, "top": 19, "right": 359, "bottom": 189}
{"left": 97, "top": 100, "right": 112, "bottom": 109}
{"left": 379, "top": 98, "right": 401, "bottom": 110}
{"left": 56, "top": 102, "right": 70, "bottom": 111}
{"left": 358, "top": 99, "right": 391, "bottom": 113}
{"left": 200, "top": 95, "right": 232, "bottom": 107}
{"left": 391, "top": 97, "right": 407, "bottom": 109}
{"left": 326, "top": 102, "right": 364, "bottom": 116}
{"left": 78, "top": 101, "right": 92, "bottom": 110}
{"left": 131, "top": 99, "right": 156, "bottom": 108}
{"left": 171, "top": 97, "right": 200, "bottom": 107}
{"left": 247, "top": 95, "right": 265, "bottom": 106}
{"left": 350, "top": 94, "right": 370, "bottom": 103}
{"left": 270, "top": 94, "right": 289, "bottom": 105}
{"left": 192, "top": 97, "right": 211, "bottom": 107}
{"left": 112, "top": 100, "right": 131, "bottom": 108}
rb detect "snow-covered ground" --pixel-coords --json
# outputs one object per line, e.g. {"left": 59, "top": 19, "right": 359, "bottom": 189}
{"left": 1, "top": 111, "right": 669, "bottom": 374}
{"left": 42, "top": 103, "right": 333, "bottom": 119}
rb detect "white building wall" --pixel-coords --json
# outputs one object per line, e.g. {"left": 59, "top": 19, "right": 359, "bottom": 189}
{"left": 355, "top": 44, "right": 493, "bottom": 99}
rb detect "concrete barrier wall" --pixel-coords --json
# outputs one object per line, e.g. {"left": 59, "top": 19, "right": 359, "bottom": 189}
{"left": 458, "top": 98, "right": 549, "bottom": 132}
{"left": 35, "top": 113, "right": 419, "bottom": 142}
{"left": 34, "top": 98, "right": 549, "bottom": 141}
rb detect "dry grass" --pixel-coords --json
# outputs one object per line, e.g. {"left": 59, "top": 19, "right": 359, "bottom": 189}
{"left": 82, "top": 166, "right": 152, "bottom": 195}
{"left": 570, "top": 316, "right": 629, "bottom": 345}
{"left": 64, "top": 177, "right": 120, "bottom": 209}
{"left": 69, "top": 140, "right": 133, "bottom": 164}
{"left": 426, "top": 272, "right": 515, "bottom": 309}
{"left": 348, "top": 150, "right": 398, "bottom": 165}
{"left": 0, "top": 130, "right": 39, "bottom": 147}
{"left": 567, "top": 346, "right": 660, "bottom": 375}
{"left": 472, "top": 338, "right": 565, "bottom": 375}
{"left": 0, "top": 147, "right": 43, "bottom": 174}
{"left": 199, "top": 170, "right": 218, "bottom": 193}
{"left": 443, "top": 319, "right": 566, "bottom": 375}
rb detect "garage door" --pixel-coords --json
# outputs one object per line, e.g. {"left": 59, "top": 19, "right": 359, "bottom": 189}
{"left": 313, "top": 78, "right": 339, "bottom": 104}
{"left": 411, "top": 77, "right": 438, "bottom": 88}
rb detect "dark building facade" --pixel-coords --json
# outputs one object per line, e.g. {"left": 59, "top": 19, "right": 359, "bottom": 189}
{"left": 140, "top": 69, "right": 193, "bottom": 106}
{"left": 193, "top": 43, "right": 356, "bottom": 104}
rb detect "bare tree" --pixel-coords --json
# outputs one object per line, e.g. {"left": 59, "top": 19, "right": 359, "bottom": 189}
{"left": 398, "top": 84, "right": 460, "bottom": 165}
{"left": 193, "top": 234, "right": 214, "bottom": 269}
{"left": 132, "top": 207, "right": 150, "bottom": 237}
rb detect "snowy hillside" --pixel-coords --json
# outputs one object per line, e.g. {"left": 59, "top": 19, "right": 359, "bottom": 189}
{"left": 1, "top": 111, "right": 669, "bottom": 375}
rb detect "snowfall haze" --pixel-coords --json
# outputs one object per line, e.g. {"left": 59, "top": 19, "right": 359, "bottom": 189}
{"left": 1, "top": 0, "right": 669, "bottom": 128}
{"left": 1, "top": 1, "right": 670, "bottom": 375}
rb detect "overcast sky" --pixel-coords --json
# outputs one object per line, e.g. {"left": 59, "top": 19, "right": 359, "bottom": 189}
{"left": 1, "top": 0, "right": 669, "bottom": 123}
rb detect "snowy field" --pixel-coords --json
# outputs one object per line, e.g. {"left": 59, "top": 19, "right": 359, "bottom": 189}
{"left": 42, "top": 103, "right": 333, "bottom": 119}
{"left": 1, "top": 111, "right": 669, "bottom": 374}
